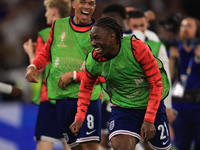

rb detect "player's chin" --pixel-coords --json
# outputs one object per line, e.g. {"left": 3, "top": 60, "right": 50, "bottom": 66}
{"left": 97, "top": 53, "right": 104, "bottom": 57}
{"left": 80, "top": 16, "right": 91, "bottom": 24}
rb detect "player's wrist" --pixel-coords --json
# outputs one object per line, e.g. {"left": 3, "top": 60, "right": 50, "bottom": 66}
{"left": 143, "top": 118, "right": 154, "bottom": 124}
{"left": 28, "top": 52, "right": 35, "bottom": 58}
{"left": 75, "top": 118, "right": 84, "bottom": 122}
{"left": 27, "top": 64, "right": 36, "bottom": 70}
{"left": 0, "top": 82, "right": 12, "bottom": 94}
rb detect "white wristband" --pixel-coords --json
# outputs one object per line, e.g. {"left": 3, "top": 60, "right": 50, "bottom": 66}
{"left": 27, "top": 64, "right": 36, "bottom": 70}
{"left": 0, "top": 82, "right": 12, "bottom": 94}
{"left": 73, "top": 71, "right": 76, "bottom": 80}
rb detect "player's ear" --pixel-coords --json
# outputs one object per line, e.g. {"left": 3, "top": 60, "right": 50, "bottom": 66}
{"left": 72, "top": 0, "right": 76, "bottom": 9}
{"left": 110, "top": 33, "right": 116, "bottom": 42}
{"left": 126, "top": 19, "right": 130, "bottom": 28}
{"left": 52, "top": 8, "right": 57, "bottom": 16}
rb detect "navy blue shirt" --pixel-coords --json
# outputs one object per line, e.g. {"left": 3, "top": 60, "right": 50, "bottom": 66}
{"left": 176, "top": 42, "right": 200, "bottom": 89}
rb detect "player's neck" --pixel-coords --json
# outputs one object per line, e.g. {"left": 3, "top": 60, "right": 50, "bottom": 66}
{"left": 52, "top": 15, "right": 61, "bottom": 24}
{"left": 106, "top": 43, "right": 120, "bottom": 58}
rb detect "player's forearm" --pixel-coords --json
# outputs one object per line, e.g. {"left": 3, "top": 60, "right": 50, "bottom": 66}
{"left": 143, "top": 61, "right": 163, "bottom": 123}
{"left": 76, "top": 71, "right": 106, "bottom": 84}
{"left": 31, "top": 50, "right": 50, "bottom": 70}
{"left": 30, "top": 37, "right": 51, "bottom": 70}
{"left": 144, "top": 67, "right": 163, "bottom": 123}
{"left": 31, "top": 24, "right": 54, "bottom": 70}
{"left": 139, "top": 50, "right": 162, "bottom": 123}
{"left": 28, "top": 53, "right": 35, "bottom": 64}
{"left": 75, "top": 69, "right": 97, "bottom": 122}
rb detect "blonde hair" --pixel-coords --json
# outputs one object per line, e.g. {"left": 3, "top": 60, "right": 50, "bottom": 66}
{"left": 44, "top": 0, "right": 71, "bottom": 18}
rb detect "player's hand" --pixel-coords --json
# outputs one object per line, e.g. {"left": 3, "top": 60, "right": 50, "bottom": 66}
{"left": 69, "top": 120, "right": 83, "bottom": 136}
{"left": 58, "top": 71, "right": 73, "bottom": 90}
{"left": 145, "top": 10, "right": 156, "bottom": 22}
{"left": 25, "top": 66, "right": 39, "bottom": 83}
{"left": 23, "top": 38, "right": 36, "bottom": 56}
{"left": 141, "top": 121, "right": 156, "bottom": 142}
{"left": 10, "top": 86, "right": 22, "bottom": 98}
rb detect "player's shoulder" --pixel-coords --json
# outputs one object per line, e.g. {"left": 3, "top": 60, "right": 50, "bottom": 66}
{"left": 55, "top": 17, "right": 70, "bottom": 24}
{"left": 131, "top": 38, "right": 149, "bottom": 51}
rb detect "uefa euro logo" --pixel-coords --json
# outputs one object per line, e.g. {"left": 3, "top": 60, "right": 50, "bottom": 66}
{"left": 57, "top": 32, "right": 67, "bottom": 47}
{"left": 61, "top": 32, "right": 65, "bottom": 41}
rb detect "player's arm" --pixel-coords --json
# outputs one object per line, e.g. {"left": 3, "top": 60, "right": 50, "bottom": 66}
{"left": 132, "top": 39, "right": 163, "bottom": 141}
{"left": 31, "top": 23, "right": 54, "bottom": 70}
{"left": 25, "top": 23, "right": 54, "bottom": 83}
{"left": 23, "top": 39, "right": 37, "bottom": 63}
{"left": 58, "top": 71, "right": 106, "bottom": 90}
{"left": 76, "top": 71, "right": 106, "bottom": 83}
{"left": 69, "top": 67, "right": 97, "bottom": 136}
{"left": 34, "top": 35, "right": 45, "bottom": 73}
{"left": 0, "top": 82, "right": 22, "bottom": 98}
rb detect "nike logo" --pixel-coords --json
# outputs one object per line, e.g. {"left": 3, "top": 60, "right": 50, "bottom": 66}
{"left": 163, "top": 139, "right": 169, "bottom": 145}
{"left": 86, "top": 129, "right": 96, "bottom": 135}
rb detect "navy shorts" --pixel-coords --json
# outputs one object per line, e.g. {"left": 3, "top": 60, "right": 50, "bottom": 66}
{"left": 101, "top": 101, "right": 111, "bottom": 134}
{"left": 109, "top": 101, "right": 171, "bottom": 150}
{"left": 56, "top": 98, "right": 101, "bottom": 148}
{"left": 34, "top": 101, "right": 65, "bottom": 143}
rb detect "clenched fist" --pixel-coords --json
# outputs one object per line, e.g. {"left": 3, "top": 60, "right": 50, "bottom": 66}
{"left": 25, "top": 66, "right": 39, "bottom": 83}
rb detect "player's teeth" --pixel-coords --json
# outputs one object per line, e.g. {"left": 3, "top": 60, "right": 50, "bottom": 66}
{"left": 95, "top": 48, "right": 101, "bottom": 50}
{"left": 82, "top": 11, "right": 89, "bottom": 14}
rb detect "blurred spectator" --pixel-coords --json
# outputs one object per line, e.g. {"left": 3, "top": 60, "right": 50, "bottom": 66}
{"left": 126, "top": 6, "right": 156, "bottom": 32}
{"left": 126, "top": 6, "right": 155, "bottom": 23}
{"left": 102, "top": 3, "right": 128, "bottom": 32}
{"left": 101, "top": 3, "right": 145, "bottom": 40}
{"left": 159, "top": 12, "right": 181, "bottom": 50}
{"left": 126, "top": 9, "right": 159, "bottom": 42}
{"left": 169, "top": 17, "right": 200, "bottom": 150}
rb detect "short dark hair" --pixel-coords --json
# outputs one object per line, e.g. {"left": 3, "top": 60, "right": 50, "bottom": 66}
{"left": 127, "top": 9, "right": 145, "bottom": 19}
{"left": 102, "top": 3, "right": 126, "bottom": 19}
{"left": 94, "top": 17, "right": 123, "bottom": 44}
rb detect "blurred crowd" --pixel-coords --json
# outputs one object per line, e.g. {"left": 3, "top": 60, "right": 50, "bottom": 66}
{"left": 0, "top": 0, "right": 199, "bottom": 68}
